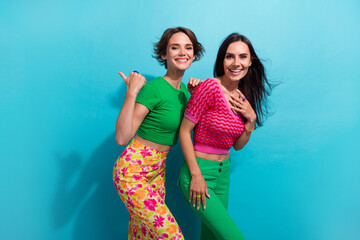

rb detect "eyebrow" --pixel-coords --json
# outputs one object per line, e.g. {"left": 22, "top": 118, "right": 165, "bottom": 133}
{"left": 225, "top": 52, "right": 249, "bottom": 57}
{"left": 225, "top": 52, "right": 248, "bottom": 55}
{"left": 169, "top": 43, "right": 193, "bottom": 47}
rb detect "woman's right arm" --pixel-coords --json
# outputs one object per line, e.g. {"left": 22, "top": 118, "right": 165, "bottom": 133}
{"left": 115, "top": 72, "right": 148, "bottom": 145}
{"left": 179, "top": 117, "right": 210, "bottom": 210}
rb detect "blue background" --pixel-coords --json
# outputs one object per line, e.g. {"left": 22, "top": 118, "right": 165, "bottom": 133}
{"left": 1, "top": 0, "right": 359, "bottom": 239}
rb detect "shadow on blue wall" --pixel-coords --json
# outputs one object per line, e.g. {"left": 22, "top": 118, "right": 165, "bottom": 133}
{"left": 52, "top": 74, "right": 200, "bottom": 239}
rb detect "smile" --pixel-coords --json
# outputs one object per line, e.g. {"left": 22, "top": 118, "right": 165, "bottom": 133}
{"left": 229, "top": 69, "right": 242, "bottom": 75}
{"left": 175, "top": 58, "right": 188, "bottom": 63}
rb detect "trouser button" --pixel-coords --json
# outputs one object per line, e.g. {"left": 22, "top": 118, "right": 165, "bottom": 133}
{"left": 218, "top": 169, "right": 222, "bottom": 172}
{"left": 219, "top": 162, "right": 223, "bottom": 166}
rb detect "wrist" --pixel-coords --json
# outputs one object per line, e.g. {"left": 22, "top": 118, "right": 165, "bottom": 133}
{"left": 126, "top": 90, "right": 137, "bottom": 98}
{"left": 244, "top": 122, "right": 255, "bottom": 133}
{"left": 248, "top": 116, "right": 256, "bottom": 124}
{"left": 190, "top": 171, "right": 202, "bottom": 178}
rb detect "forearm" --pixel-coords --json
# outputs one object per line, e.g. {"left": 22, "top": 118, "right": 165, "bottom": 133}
{"left": 179, "top": 127, "right": 202, "bottom": 177}
{"left": 233, "top": 121, "right": 254, "bottom": 150}
{"left": 115, "top": 92, "right": 137, "bottom": 145}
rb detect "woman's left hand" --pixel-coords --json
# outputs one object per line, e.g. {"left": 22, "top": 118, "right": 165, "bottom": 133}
{"left": 229, "top": 90, "right": 257, "bottom": 123}
{"left": 187, "top": 77, "right": 201, "bottom": 94}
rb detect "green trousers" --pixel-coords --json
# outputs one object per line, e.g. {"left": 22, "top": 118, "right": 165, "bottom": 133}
{"left": 179, "top": 157, "right": 245, "bottom": 240}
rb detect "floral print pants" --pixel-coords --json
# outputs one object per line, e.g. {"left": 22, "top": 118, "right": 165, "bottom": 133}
{"left": 113, "top": 138, "right": 184, "bottom": 240}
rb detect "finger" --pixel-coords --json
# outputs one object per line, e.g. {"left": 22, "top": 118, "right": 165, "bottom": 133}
{"left": 229, "top": 98, "right": 243, "bottom": 108}
{"left": 237, "top": 89, "right": 246, "bottom": 100}
{"left": 188, "top": 77, "right": 193, "bottom": 85}
{"left": 189, "top": 190, "right": 193, "bottom": 202}
{"left": 206, "top": 188, "right": 210, "bottom": 199}
{"left": 192, "top": 192, "right": 197, "bottom": 208}
{"left": 118, "top": 72, "right": 127, "bottom": 81}
{"left": 197, "top": 194, "right": 201, "bottom": 210}
{"left": 202, "top": 193, "right": 206, "bottom": 210}
{"left": 230, "top": 105, "right": 242, "bottom": 114}
{"left": 193, "top": 78, "right": 200, "bottom": 86}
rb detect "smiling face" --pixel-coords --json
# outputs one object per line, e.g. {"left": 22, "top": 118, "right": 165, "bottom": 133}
{"left": 161, "top": 32, "right": 195, "bottom": 71}
{"left": 223, "top": 41, "right": 252, "bottom": 82}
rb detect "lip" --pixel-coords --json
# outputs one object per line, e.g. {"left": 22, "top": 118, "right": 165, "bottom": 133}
{"left": 175, "top": 58, "right": 188, "bottom": 63}
{"left": 228, "top": 69, "right": 242, "bottom": 75}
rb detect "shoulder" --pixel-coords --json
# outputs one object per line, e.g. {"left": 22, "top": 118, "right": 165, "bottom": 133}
{"left": 144, "top": 76, "right": 163, "bottom": 88}
{"left": 197, "top": 78, "right": 219, "bottom": 92}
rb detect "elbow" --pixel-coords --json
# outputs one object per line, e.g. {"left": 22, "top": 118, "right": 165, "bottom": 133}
{"left": 233, "top": 145, "right": 244, "bottom": 151}
{"left": 115, "top": 135, "right": 129, "bottom": 146}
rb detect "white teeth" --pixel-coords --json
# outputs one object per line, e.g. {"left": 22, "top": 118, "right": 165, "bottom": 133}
{"left": 176, "top": 59, "right": 187, "bottom": 62}
{"left": 230, "top": 69, "right": 241, "bottom": 73}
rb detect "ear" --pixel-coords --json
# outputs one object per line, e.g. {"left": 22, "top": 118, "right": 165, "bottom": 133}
{"left": 161, "top": 54, "right": 166, "bottom": 60}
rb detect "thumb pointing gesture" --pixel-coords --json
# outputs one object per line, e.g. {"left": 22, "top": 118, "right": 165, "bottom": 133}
{"left": 118, "top": 72, "right": 129, "bottom": 85}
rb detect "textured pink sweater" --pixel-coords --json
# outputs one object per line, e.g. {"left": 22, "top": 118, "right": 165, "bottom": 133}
{"left": 184, "top": 78, "right": 245, "bottom": 154}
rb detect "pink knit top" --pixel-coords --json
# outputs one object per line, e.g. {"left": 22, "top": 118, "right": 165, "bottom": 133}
{"left": 184, "top": 78, "right": 246, "bottom": 154}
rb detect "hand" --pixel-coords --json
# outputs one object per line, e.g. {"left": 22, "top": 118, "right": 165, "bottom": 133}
{"left": 229, "top": 90, "right": 257, "bottom": 123}
{"left": 187, "top": 77, "right": 201, "bottom": 94}
{"left": 118, "top": 71, "right": 146, "bottom": 95}
{"left": 189, "top": 175, "right": 210, "bottom": 210}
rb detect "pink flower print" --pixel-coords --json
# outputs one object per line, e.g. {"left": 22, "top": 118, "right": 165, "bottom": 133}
{"left": 136, "top": 183, "right": 142, "bottom": 188}
{"left": 114, "top": 174, "right": 121, "bottom": 183}
{"left": 147, "top": 189, "right": 157, "bottom": 198}
{"left": 127, "top": 188, "right": 136, "bottom": 196}
{"left": 140, "top": 147, "right": 153, "bottom": 158}
{"left": 131, "top": 175, "right": 142, "bottom": 181}
{"left": 119, "top": 149, "right": 128, "bottom": 159}
{"left": 139, "top": 171, "right": 148, "bottom": 177}
{"left": 159, "top": 233, "right": 169, "bottom": 239}
{"left": 121, "top": 167, "right": 128, "bottom": 177}
{"left": 167, "top": 215, "right": 175, "bottom": 223}
{"left": 158, "top": 190, "right": 165, "bottom": 200}
{"left": 126, "top": 197, "right": 135, "bottom": 209}
{"left": 153, "top": 215, "right": 165, "bottom": 228}
{"left": 144, "top": 199, "right": 157, "bottom": 211}
{"left": 141, "top": 226, "right": 147, "bottom": 236}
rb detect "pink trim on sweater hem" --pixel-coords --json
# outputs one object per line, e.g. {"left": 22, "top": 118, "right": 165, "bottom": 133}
{"left": 194, "top": 144, "right": 230, "bottom": 155}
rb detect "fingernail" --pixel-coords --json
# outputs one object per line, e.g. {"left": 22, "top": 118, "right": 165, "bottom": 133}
{"left": 197, "top": 206, "right": 200, "bottom": 210}
{"left": 230, "top": 94, "right": 234, "bottom": 97}
{"left": 204, "top": 206, "right": 206, "bottom": 210}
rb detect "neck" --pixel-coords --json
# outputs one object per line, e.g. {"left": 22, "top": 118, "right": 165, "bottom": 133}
{"left": 163, "top": 68, "right": 185, "bottom": 89}
{"left": 219, "top": 76, "right": 239, "bottom": 93}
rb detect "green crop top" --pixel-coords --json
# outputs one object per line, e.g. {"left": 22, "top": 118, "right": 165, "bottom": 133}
{"left": 135, "top": 77, "right": 190, "bottom": 145}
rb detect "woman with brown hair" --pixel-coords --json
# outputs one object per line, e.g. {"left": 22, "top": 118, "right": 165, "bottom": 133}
{"left": 113, "top": 27, "right": 204, "bottom": 239}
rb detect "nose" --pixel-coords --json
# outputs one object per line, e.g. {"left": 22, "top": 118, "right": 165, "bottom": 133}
{"left": 179, "top": 47, "right": 185, "bottom": 56}
{"left": 234, "top": 56, "right": 240, "bottom": 66}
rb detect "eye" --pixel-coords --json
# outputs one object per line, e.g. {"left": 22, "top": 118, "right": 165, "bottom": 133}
{"left": 171, "top": 47, "right": 178, "bottom": 50}
{"left": 226, "top": 55, "right": 233, "bottom": 59}
{"left": 186, "top": 47, "right": 193, "bottom": 50}
{"left": 240, "top": 55, "right": 248, "bottom": 59}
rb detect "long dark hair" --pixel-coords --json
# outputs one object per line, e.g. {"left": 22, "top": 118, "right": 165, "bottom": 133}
{"left": 214, "top": 33, "right": 272, "bottom": 127}
{"left": 153, "top": 27, "right": 204, "bottom": 69}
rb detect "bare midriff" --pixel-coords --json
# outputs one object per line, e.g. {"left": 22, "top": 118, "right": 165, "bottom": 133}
{"left": 134, "top": 135, "right": 172, "bottom": 152}
{"left": 195, "top": 151, "right": 230, "bottom": 161}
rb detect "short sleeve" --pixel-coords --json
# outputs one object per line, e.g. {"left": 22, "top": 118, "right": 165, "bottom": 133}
{"left": 136, "top": 82, "right": 160, "bottom": 111}
{"left": 184, "top": 78, "right": 216, "bottom": 123}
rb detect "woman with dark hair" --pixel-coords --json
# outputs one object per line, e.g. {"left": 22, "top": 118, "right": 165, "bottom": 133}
{"left": 113, "top": 27, "right": 204, "bottom": 240}
{"left": 178, "top": 33, "right": 272, "bottom": 240}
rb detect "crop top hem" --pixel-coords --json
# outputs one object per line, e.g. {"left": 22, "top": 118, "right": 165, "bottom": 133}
{"left": 194, "top": 144, "right": 230, "bottom": 155}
